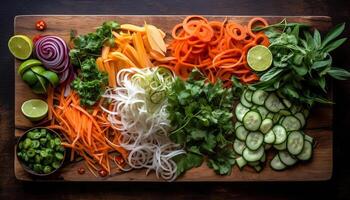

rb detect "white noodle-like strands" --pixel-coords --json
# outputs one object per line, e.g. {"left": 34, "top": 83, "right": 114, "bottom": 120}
{"left": 101, "top": 67, "right": 185, "bottom": 181}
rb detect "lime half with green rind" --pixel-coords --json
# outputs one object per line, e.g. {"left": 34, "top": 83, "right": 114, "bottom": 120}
{"left": 247, "top": 45, "right": 273, "bottom": 72}
{"left": 8, "top": 35, "right": 33, "bottom": 60}
{"left": 21, "top": 99, "right": 48, "bottom": 121}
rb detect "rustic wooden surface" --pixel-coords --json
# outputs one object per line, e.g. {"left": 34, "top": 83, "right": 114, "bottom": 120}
{"left": 2, "top": 0, "right": 350, "bottom": 199}
{"left": 14, "top": 15, "right": 333, "bottom": 182}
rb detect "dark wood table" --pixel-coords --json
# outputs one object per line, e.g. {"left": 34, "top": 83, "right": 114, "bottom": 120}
{"left": 1, "top": 0, "right": 350, "bottom": 199}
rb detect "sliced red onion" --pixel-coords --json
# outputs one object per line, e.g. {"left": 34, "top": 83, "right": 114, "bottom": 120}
{"left": 35, "top": 35, "right": 72, "bottom": 83}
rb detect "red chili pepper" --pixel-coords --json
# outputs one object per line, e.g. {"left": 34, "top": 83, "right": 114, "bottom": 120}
{"left": 114, "top": 155, "right": 124, "bottom": 165}
{"left": 98, "top": 169, "right": 108, "bottom": 177}
{"left": 32, "top": 35, "right": 44, "bottom": 43}
{"left": 35, "top": 20, "right": 47, "bottom": 31}
{"left": 77, "top": 167, "right": 85, "bottom": 175}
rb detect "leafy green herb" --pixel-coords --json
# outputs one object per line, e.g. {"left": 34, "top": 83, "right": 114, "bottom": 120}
{"left": 71, "top": 58, "right": 108, "bottom": 106}
{"left": 69, "top": 21, "right": 120, "bottom": 106}
{"left": 168, "top": 69, "right": 236, "bottom": 176}
{"left": 253, "top": 20, "right": 350, "bottom": 106}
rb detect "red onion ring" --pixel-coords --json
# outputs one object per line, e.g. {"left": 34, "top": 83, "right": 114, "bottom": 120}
{"left": 35, "top": 35, "right": 72, "bottom": 83}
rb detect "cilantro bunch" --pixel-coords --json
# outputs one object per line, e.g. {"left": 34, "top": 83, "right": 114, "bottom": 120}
{"left": 69, "top": 21, "right": 120, "bottom": 106}
{"left": 167, "top": 70, "right": 236, "bottom": 175}
{"left": 253, "top": 20, "right": 350, "bottom": 106}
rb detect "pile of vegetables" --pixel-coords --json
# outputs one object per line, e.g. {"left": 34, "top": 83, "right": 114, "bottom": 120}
{"left": 11, "top": 16, "right": 350, "bottom": 181}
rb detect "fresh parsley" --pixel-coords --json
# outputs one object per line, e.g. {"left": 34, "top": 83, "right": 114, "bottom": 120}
{"left": 167, "top": 69, "right": 236, "bottom": 176}
{"left": 69, "top": 21, "right": 120, "bottom": 106}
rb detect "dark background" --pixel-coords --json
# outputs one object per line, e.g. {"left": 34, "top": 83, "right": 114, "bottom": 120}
{"left": 1, "top": 0, "right": 350, "bottom": 199}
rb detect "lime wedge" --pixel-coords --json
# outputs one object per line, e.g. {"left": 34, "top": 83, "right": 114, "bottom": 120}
{"left": 8, "top": 35, "right": 33, "bottom": 60}
{"left": 32, "top": 75, "right": 48, "bottom": 94}
{"left": 21, "top": 99, "right": 48, "bottom": 121}
{"left": 30, "top": 66, "right": 46, "bottom": 75}
{"left": 22, "top": 70, "right": 38, "bottom": 86}
{"left": 41, "top": 71, "right": 60, "bottom": 87}
{"left": 31, "top": 81, "right": 46, "bottom": 94}
{"left": 18, "top": 59, "right": 42, "bottom": 75}
{"left": 247, "top": 45, "right": 273, "bottom": 72}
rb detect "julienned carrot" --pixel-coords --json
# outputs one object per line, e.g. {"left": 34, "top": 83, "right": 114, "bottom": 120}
{"left": 166, "top": 16, "right": 270, "bottom": 86}
{"left": 47, "top": 87, "right": 128, "bottom": 176}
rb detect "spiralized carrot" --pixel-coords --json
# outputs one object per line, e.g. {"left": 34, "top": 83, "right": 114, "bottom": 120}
{"left": 165, "top": 16, "right": 270, "bottom": 86}
{"left": 47, "top": 87, "right": 128, "bottom": 176}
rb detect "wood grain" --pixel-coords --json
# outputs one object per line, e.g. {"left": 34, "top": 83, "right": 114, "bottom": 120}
{"left": 14, "top": 15, "right": 333, "bottom": 182}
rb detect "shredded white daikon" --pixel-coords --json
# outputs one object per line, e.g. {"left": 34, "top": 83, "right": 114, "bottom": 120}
{"left": 101, "top": 67, "right": 185, "bottom": 181}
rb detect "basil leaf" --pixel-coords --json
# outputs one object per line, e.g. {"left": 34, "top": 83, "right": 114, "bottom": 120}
{"left": 322, "top": 38, "right": 347, "bottom": 53}
{"left": 260, "top": 67, "right": 283, "bottom": 82}
{"left": 321, "top": 23, "right": 345, "bottom": 48}
{"left": 293, "top": 65, "right": 308, "bottom": 76}
{"left": 312, "top": 56, "right": 332, "bottom": 70}
{"left": 327, "top": 67, "right": 350, "bottom": 80}
{"left": 313, "top": 29, "right": 322, "bottom": 48}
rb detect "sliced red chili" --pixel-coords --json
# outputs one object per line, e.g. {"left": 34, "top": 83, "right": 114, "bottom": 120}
{"left": 98, "top": 169, "right": 107, "bottom": 177}
{"left": 35, "top": 20, "right": 47, "bottom": 31}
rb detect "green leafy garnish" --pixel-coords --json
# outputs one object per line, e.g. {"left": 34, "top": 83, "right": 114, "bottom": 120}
{"left": 69, "top": 21, "right": 120, "bottom": 106}
{"left": 168, "top": 69, "right": 236, "bottom": 176}
{"left": 253, "top": 20, "right": 350, "bottom": 106}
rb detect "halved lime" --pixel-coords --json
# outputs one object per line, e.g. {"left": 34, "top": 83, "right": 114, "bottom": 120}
{"left": 22, "top": 70, "right": 38, "bottom": 86}
{"left": 18, "top": 59, "right": 42, "bottom": 75}
{"left": 247, "top": 45, "right": 273, "bottom": 72}
{"left": 41, "top": 71, "right": 60, "bottom": 87}
{"left": 30, "top": 66, "right": 46, "bottom": 75}
{"left": 21, "top": 99, "right": 48, "bottom": 121}
{"left": 8, "top": 35, "right": 33, "bottom": 60}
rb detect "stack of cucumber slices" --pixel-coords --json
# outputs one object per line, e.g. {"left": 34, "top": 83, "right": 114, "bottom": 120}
{"left": 234, "top": 89, "right": 314, "bottom": 172}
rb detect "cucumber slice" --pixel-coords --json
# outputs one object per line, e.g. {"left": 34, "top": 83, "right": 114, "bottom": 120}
{"left": 281, "top": 115, "right": 301, "bottom": 131}
{"left": 287, "top": 131, "right": 305, "bottom": 155}
{"left": 278, "top": 151, "right": 297, "bottom": 166}
{"left": 248, "top": 161, "right": 260, "bottom": 167}
{"left": 266, "top": 112, "right": 274, "bottom": 119}
{"left": 235, "top": 103, "right": 249, "bottom": 122}
{"left": 273, "top": 125, "right": 287, "bottom": 144}
{"left": 236, "top": 157, "right": 247, "bottom": 169}
{"left": 243, "top": 111, "right": 262, "bottom": 131}
{"left": 282, "top": 99, "right": 292, "bottom": 108}
{"left": 265, "top": 93, "right": 284, "bottom": 113}
{"left": 304, "top": 134, "right": 314, "bottom": 144}
{"left": 260, "top": 118, "right": 273, "bottom": 134}
{"left": 252, "top": 90, "right": 268, "bottom": 105}
{"left": 236, "top": 126, "right": 249, "bottom": 141}
{"left": 279, "top": 109, "right": 291, "bottom": 116}
{"left": 278, "top": 116, "right": 286, "bottom": 124}
{"left": 297, "top": 141, "right": 313, "bottom": 161}
{"left": 274, "top": 141, "right": 287, "bottom": 150}
{"left": 264, "top": 130, "right": 276, "bottom": 144}
{"left": 295, "top": 112, "right": 306, "bottom": 128}
{"left": 242, "top": 146, "right": 264, "bottom": 162}
{"left": 270, "top": 155, "right": 287, "bottom": 171}
{"left": 290, "top": 105, "right": 302, "bottom": 114}
{"left": 254, "top": 165, "right": 263, "bottom": 173}
{"left": 244, "top": 89, "right": 253, "bottom": 102}
{"left": 234, "top": 121, "right": 242, "bottom": 129}
{"left": 241, "top": 94, "right": 253, "bottom": 108}
{"left": 273, "top": 112, "right": 282, "bottom": 124}
{"left": 234, "top": 139, "right": 246, "bottom": 155}
{"left": 246, "top": 132, "right": 264, "bottom": 150}
{"left": 257, "top": 106, "right": 269, "bottom": 119}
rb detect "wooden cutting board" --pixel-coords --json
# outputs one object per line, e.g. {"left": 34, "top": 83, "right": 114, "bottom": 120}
{"left": 14, "top": 15, "right": 333, "bottom": 182}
